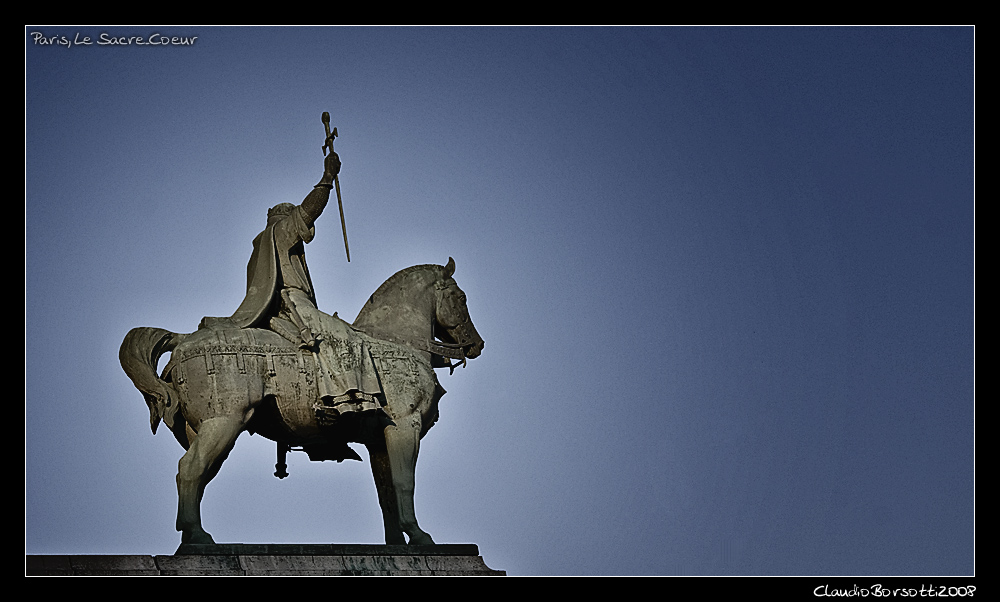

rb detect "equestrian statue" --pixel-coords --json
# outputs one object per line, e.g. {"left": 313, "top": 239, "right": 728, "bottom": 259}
{"left": 119, "top": 113, "right": 484, "bottom": 546}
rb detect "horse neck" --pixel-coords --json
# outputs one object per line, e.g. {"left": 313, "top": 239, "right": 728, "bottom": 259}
{"left": 353, "top": 268, "right": 438, "bottom": 344}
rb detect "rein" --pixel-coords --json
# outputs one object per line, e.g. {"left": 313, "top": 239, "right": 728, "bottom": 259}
{"left": 352, "top": 325, "right": 469, "bottom": 375}
{"left": 428, "top": 339, "right": 468, "bottom": 375}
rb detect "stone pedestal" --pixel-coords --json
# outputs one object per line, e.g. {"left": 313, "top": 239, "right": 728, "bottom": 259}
{"left": 26, "top": 544, "right": 505, "bottom": 576}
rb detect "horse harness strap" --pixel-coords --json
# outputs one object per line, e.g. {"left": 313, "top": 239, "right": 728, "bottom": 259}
{"left": 351, "top": 326, "right": 468, "bottom": 374}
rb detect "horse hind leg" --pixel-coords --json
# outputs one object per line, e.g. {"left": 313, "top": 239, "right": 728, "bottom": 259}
{"left": 175, "top": 415, "right": 245, "bottom": 544}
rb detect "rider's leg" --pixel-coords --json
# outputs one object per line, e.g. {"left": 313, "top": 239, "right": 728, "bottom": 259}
{"left": 281, "top": 288, "right": 318, "bottom": 349}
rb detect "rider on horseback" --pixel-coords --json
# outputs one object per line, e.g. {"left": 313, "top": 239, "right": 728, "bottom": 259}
{"left": 205, "top": 149, "right": 384, "bottom": 419}
{"left": 228, "top": 150, "right": 338, "bottom": 344}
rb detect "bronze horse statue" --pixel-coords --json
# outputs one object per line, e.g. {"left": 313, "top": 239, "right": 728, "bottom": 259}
{"left": 120, "top": 258, "right": 483, "bottom": 546}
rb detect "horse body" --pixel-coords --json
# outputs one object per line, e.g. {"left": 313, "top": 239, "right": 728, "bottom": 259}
{"left": 120, "top": 259, "right": 482, "bottom": 546}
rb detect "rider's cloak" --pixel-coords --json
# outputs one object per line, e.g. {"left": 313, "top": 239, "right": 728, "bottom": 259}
{"left": 229, "top": 206, "right": 316, "bottom": 329}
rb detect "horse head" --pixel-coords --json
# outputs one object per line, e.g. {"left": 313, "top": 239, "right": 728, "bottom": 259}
{"left": 433, "top": 257, "right": 484, "bottom": 360}
{"left": 353, "top": 258, "right": 484, "bottom": 362}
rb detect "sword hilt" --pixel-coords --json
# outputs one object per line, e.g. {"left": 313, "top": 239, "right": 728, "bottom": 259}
{"left": 322, "top": 112, "right": 337, "bottom": 156}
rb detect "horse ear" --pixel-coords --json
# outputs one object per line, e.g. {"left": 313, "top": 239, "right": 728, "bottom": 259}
{"left": 443, "top": 257, "right": 455, "bottom": 278}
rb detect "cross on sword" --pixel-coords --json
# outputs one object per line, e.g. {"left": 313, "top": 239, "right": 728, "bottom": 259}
{"left": 322, "top": 111, "right": 350, "bottom": 262}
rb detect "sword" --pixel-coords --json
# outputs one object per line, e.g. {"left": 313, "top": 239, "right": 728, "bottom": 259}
{"left": 322, "top": 112, "right": 350, "bottom": 262}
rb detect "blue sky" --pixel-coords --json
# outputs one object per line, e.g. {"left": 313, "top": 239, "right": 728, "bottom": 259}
{"left": 25, "top": 26, "right": 974, "bottom": 576}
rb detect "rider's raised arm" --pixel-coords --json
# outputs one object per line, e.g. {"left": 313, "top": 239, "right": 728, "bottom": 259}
{"left": 300, "top": 151, "right": 341, "bottom": 227}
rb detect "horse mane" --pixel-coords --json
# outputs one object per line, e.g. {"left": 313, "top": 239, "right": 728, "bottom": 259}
{"left": 367, "top": 264, "right": 445, "bottom": 304}
{"left": 354, "top": 263, "right": 445, "bottom": 328}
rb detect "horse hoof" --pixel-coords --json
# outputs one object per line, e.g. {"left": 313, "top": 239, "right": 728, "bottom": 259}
{"left": 182, "top": 529, "right": 217, "bottom": 545}
{"left": 407, "top": 532, "right": 435, "bottom": 546}
{"left": 386, "top": 533, "right": 406, "bottom": 546}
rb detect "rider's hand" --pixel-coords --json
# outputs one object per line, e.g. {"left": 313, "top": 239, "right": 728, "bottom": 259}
{"left": 325, "top": 151, "right": 341, "bottom": 179}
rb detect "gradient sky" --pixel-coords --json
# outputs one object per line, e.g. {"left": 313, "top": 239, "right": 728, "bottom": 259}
{"left": 25, "top": 26, "right": 974, "bottom": 576}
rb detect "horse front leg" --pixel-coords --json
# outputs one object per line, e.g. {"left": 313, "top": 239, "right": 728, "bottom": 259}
{"left": 367, "top": 443, "right": 406, "bottom": 545}
{"left": 175, "top": 416, "right": 244, "bottom": 544}
{"left": 383, "top": 415, "right": 434, "bottom": 545}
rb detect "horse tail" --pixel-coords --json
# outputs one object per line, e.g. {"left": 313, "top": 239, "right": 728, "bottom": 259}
{"left": 120, "top": 327, "right": 186, "bottom": 435}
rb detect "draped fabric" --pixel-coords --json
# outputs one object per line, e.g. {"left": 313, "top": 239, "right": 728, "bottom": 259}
{"left": 230, "top": 206, "right": 316, "bottom": 330}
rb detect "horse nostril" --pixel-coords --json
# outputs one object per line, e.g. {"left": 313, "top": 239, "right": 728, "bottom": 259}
{"left": 465, "top": 340, "right": 484, "bottom": 358}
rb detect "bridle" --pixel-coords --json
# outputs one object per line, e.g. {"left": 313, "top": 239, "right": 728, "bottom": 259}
{"left": 431, "top": 279, "right": 476, "bottom": 374}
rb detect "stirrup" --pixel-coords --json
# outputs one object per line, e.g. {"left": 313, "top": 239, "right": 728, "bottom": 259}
{"left": 298, "top": 327, "right": 318, "bottom": 349}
